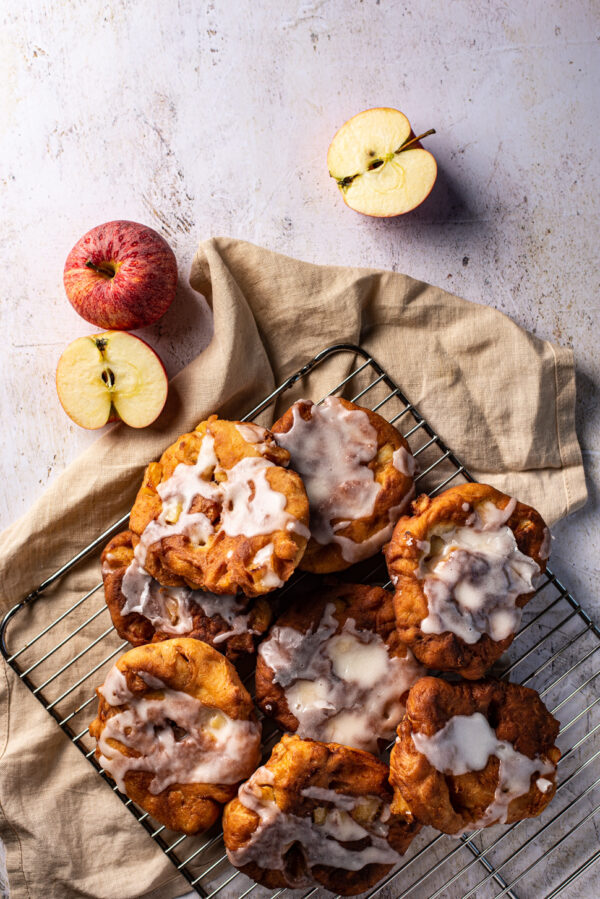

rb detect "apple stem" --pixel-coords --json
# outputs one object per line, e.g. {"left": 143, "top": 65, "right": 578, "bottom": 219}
{"left": 85, "top": 259, "right": 116, "bottom": 278}
{"left": 395, "top": 129, "right": 436, "bottom": 155}
{"left": 335, "top": 127, "right": 437, "bottom": 190}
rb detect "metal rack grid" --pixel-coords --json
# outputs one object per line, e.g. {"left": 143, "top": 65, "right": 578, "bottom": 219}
{"left": 2, "top": 343, "right": 599, "bottom": 899}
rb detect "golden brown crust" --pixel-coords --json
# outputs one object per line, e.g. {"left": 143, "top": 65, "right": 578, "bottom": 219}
{"left": 385, "top": 483, "right": 549, "bottom": 678}
{"left": 255, "top": 582, "right": 414, "bottom": 733}
{"left": 389, "top": 677, "right": 560, "bottom": 834}
{"left": 89, "top": 639, "right": 260, "bottom": 834}
{"left": 272, "top": 398, "right": 415, "bottom": 573}
{"left": 101, "top": 531, "right": 272, "bottom": 660}
{"left": 128, "top": 417, "right": 310, "bottom": 596}
{"left": 223, "top": 734, "right": 420, "bottom": 894}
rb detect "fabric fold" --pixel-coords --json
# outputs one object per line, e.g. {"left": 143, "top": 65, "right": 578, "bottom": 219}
{"left": 0, "top": 237, "right": 586, "bottom": 898}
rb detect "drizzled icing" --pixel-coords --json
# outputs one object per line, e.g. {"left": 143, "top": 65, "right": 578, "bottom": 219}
{"left": 251, "top": 543, "right": 283, "bottom": 589}
{"left": 134, "top": 430, "right": 309, "bottom": 577}
{"left": 114, "top": 557, "right": 257, "bottom": 643}
{"left": 412, "top": 712, "right": 555, "bottom": 832}
{"left": 274, "top": 397, "right": 414, "bottom": 563}
{"left": 539, "top": 527, "right": 552, "bottom": 561}
{"left": 134, "top": 432, "right": 218, "bottom": 567}
{"left": 190, "top": 590, "right": 261, "bottom": 645}
{"left": 392, "top": 446, "right": 416, "bottom": 478}
{"left": 118, "top": 559, "right": 194, "bottom": 634}
{"left": 258, "top": 603, "right": 423, "bottom": 752}
{"left": 333, "top": 494, "right": 414, "bottom": 565}
{"left": 227, "top": 764, "right": 398, "bottom": 883}
{"left": 220, "top": 457, "right": 306, "bottom": 539}
{"left": 97, "top": 666, "right": 261, "bottom": 794}
{"left": 235, "top": 423, "right": 270, "bottom": 451}
{"left": 419, "top": 500, "right": 540, "bottom": 644}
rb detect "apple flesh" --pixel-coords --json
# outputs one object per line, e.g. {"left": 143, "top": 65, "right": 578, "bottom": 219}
{"left": 63, "top": 220, "right": 178, "bottom": 330}
{"left": 56, "top": 331, "right": 168, "bottom": 429}
{"left": 327, "top": 108, "right": 437, "bottom": 217}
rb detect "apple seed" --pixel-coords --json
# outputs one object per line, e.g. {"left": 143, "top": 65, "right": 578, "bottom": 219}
{"left": 334, "top": 127, "right": 436, "bottom": 191}
{"left": 101, "top": 368, "right": 116, "bottom": 388}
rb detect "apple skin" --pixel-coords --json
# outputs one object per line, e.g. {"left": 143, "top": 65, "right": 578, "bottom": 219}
{"left": 63, "top": 220, "right": 178, "bottom": 330}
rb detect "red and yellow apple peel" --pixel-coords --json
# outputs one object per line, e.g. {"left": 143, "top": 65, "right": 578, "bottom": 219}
{"left": 63, "top": 220, "right": 178, "bottom": 330}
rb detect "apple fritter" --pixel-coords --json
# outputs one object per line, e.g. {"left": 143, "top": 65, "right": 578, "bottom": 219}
{"left": 223, "top": 733, "right": 420, "bottom": 894}
{"left": 89, "top": 638, "right": 261, "bottom": 835}
{"left": 101, "top": 530, "right": 272, "bottom": 660}
{"left": 271, "top": 396, "right": 415, "bottom": 573}
{"left": 389, "top": 677, "right": 560, "bottom": 835}
{"left": 129, "top": 417, "right": 310, "bottom": 596}
{"left": 255, "top": 582, "right": 423, "bottom": 752}
{"left": 385, "top": 483, "right": 550, "bottom": 678}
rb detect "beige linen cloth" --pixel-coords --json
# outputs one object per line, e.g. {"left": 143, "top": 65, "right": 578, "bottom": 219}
{"left": 0, "top": 238, "right": 586, "bottom": 898}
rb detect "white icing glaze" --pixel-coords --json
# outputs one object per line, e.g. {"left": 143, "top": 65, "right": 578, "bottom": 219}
{"left": 120, "top": 559, "right": 194, "bottom": 634}
{"left": 187, "top": 589, "right": 259, "bottom": 645}
{"left": 419, "top": 499, "right": 540, "bottom": 644}
{"left": 478, "top": 498, "right": 517, "bottom": 530}
{"left": 392, "top": 446, "right": 416, "bottom": 478}
{"left": 135, "top": 512, "right": 214, "bottom": 568}
{"left": 300, "top": 784, "right": 358, "bottom": 810}
{"left": 235, "top": 422, "right": 270, "bottom": 451}
{"left": 251, "top": 543, "right": 284, "bottom": 589}
{"left": 332, "top": 493, "right": 414, "bottom": 564}
{"left": 117, "top": 558, "right": 258, "bottom": 644}
{"left": 258, "top": 602, "right": 423, "bottom": 752}
{"left": 220, "top": 457, "right": 307, "bottom": 539}
{"left": 135, "top": 430, "right": 309, "bottom": 578}
{"left": 97, "top": 667, "right": 261, "bottom": 794}
{"left": 212, "top": 603, "right": 261, "bottom": 645}
{"left": 327, "top": 631, "right": 390, "bottom": 687}
{"left": 539, "top": 526, "right": 552, "bottom": 561}
{"left": 275, "top": 397, "right": 411, "bottom": 563}
{"left": 252, "top": 543, "right": 274, "bottom": 566}
{"left": 412, "top": 712, "right": 555, "bottom": 831}
{"left": 194, "top": 430, "right": 220, "bottom": 473}
{"left": 227, "top": 765, "right": 398, "bottom": 882}
{"left": 100, "top": 663, "right": 136, "bottom": 705}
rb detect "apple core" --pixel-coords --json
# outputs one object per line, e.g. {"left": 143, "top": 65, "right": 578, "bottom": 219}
{"left": 327, "top": 108, "right": 437, "bottom": 217}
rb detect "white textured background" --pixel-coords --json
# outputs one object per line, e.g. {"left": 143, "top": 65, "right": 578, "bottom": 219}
{"left": 1, "top": 1, "right": 598, "bottom": 897}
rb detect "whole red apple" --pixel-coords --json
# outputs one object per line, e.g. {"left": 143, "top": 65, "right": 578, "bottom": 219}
{"left": 63, "top": 220, "right": 178, "bottom": 330}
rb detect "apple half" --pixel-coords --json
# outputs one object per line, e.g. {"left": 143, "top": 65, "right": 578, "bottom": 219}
{"left": 327, "top": 108, "right": 437, "bottom": 217}
{"left": 56, "top": 331, "right": 168, "bottom": 429}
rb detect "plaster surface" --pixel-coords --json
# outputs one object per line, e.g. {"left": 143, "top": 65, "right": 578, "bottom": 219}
{"left": 1, "top": 1, "right": 598, "bottom": 897}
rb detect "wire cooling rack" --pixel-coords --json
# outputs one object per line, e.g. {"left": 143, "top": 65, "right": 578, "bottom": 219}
{"left": 2, "top": 343, "right": 599, "bottom": 899}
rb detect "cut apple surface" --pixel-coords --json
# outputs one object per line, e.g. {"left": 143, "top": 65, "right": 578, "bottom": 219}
{"left": 327, "top": 107, "right": 437, "bottom": 217}
{"left": 56, "top": 331, "right": 168, "bottom": 429}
